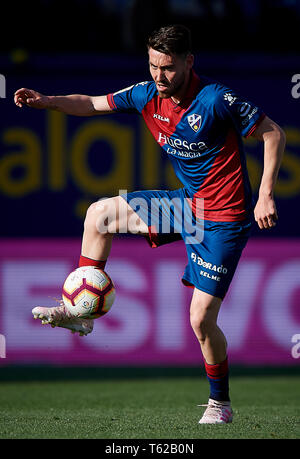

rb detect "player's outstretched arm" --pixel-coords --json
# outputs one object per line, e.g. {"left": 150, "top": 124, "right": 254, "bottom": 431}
{"left": 14, "top": 88, "right": 112, "bottom": 116}
{"left": 251, "top": 116, "right": 286, "bottom": 230}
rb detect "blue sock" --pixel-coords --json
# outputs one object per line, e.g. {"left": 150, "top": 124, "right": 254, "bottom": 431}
{"left": 204, "top": 357, "right": 230, "bottom": 402}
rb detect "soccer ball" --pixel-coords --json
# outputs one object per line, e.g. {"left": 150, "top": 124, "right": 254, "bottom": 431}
{"left": 62, "top": 266, "right": 115, "bottom": 319}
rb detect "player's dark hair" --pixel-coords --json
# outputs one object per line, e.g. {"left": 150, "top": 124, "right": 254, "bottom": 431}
{"left": 147, "top": 24, "right": 192, "bottom": 57}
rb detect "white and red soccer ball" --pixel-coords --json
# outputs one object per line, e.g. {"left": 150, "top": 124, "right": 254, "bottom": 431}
{"left": 62, "top": 266, "right": 115, "bottom": 319}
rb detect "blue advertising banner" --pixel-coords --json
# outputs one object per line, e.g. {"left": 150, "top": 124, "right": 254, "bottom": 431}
{"left": 0, "top": 53, "right": 299, "bottom": 237}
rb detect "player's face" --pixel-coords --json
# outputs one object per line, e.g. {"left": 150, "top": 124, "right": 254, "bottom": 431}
{"left": 148, "top": 48, "right": 194, "bottom": 102}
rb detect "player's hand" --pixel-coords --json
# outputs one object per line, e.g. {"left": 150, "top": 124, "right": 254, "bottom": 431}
{"left": 14, "top": 88, "right": 49, "bottom": 109}
{"left": 254, "top": 194, "right": 278, "bottom": 229}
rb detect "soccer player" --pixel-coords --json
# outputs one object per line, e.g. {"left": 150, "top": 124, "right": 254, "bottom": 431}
{"left": 14, "top": 25, "right": 285, "bottom": 424}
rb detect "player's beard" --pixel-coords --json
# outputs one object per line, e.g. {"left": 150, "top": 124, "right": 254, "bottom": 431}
{"left": 156, "top": 72, "right": 186, "bottom": 100}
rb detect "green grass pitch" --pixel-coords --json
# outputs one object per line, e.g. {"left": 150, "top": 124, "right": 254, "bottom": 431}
{"left": 0, "top": 371, "right": 299, "bottom": 439}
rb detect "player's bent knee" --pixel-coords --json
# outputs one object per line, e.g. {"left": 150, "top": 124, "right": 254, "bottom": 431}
{"left": 84, "top": 198, "right": 118, "bottom": 235}
{"left": 84, "top": 202, "right": 98, "bottom": 231}
{"left": 84, "top": 196, "right": 148, "bottom": 236}
{"left": 190, "top": 310, "right": 216, "bottom": 342}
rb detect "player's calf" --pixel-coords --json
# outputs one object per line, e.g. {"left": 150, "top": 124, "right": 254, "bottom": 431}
{"left": 190, "top": 289, "right": 230, "bottom": 404}
{"left": 189, "top": 291, "right": 225, "bottom": 361}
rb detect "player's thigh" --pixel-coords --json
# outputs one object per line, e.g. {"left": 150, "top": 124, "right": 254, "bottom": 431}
{"left": 90, "top": 196, "right": 148, "bottom": 235}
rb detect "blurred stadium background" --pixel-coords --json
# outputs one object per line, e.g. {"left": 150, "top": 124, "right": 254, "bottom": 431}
{"left": 0, "top": 0, "right": 300, "bottom": 380}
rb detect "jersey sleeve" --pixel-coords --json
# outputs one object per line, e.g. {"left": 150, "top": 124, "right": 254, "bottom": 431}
{"left": 214, "top": 87, "right": 265, "bottom": 137}
{"left": 107, "top": 81, "right": 155, "bottom": 114}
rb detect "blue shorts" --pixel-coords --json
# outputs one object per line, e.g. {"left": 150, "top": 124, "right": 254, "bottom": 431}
{"left": 122, "top": 188, "right": 253, "bottom": 299}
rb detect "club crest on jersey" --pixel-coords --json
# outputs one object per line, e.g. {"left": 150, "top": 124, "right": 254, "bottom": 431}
{"left": 187, "top": 113, "right": 202, "bottom": 132}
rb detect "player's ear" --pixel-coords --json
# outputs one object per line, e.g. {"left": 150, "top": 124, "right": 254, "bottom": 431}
{"left": 186, "top": 53, "right": 194, "bottom": 70}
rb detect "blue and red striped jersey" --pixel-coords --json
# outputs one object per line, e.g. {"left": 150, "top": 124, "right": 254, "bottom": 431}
{"left": 107, "top": 70, "right": 265, "bottom": 222}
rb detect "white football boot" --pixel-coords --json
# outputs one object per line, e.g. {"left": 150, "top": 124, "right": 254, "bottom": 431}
{"left": 32, "top": 302, "right": 94, "bottom": 336}
{"left": 198, "top": 398, "right": 233, "bottom": 424}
